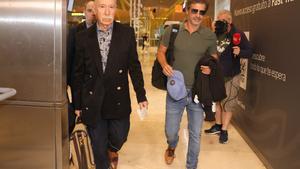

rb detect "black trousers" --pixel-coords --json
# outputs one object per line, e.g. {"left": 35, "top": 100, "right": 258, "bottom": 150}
{"left": 88, "top": 116, "right": 130, "bottom": 169}
{"left": 68, "top": 102, "right": 76, "bottom": 135}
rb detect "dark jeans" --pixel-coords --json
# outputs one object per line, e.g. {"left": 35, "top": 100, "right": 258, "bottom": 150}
{"left": 88, "top": 116, "right": 130, "bottom": 169}
{"left": 68, "top": 103, "right": 76, "bottom": 135}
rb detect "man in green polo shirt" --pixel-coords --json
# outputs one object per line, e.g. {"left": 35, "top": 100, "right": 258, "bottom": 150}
{"left": 157, "top": 0, "right": 217, "bottom": 168}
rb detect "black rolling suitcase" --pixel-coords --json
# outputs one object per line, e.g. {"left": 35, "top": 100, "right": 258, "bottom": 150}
{"left": 69, "top": 117, "right": 95, "bottom": 169}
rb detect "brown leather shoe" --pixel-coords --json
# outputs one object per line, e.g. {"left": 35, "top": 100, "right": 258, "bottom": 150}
{"left": 108, "top": 150, "right": 118, "bottom": 169}
{"left": 164, "top": 147, "right": 175, "bottom": 165}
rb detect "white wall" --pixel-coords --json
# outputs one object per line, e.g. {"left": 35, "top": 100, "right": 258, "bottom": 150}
{"left": 214, "top": 0, "right": 231, "bottom": 19}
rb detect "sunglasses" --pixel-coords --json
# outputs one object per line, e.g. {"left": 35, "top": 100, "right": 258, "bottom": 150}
{"left": 190, "top": 8, "right": 206, "bottom": 16}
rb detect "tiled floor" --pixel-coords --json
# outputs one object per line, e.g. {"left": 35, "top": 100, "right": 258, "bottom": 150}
{"left": 118, "top": 47, "right": 266, "bottom": 169}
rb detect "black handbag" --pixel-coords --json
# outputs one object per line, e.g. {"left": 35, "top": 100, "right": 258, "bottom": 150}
{"left": 151, "top": 24, "right": 180, "bottom": 90}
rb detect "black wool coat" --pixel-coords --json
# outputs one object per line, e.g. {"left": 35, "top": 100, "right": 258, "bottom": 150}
{"left": 67, "top": 21, "right": 88, "bottom": 86}
{"left": 192, "top": 55, "right": 227, "bottom": 106}
{"left": 71, "top": 22, "right": 147, "bottom": 127}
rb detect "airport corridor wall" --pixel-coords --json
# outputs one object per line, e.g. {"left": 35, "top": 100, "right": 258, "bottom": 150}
{"left": 230, "top": 1, "right": 300, "bottom": 169}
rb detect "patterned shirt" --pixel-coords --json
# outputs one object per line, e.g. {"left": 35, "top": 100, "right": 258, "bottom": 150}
{"left": 97, "top": 24, "right": 113, "bottom": 72}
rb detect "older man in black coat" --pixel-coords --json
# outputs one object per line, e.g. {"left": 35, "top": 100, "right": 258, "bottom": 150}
{"left": 71, "top": 0, "right": 148, "bottom": 168}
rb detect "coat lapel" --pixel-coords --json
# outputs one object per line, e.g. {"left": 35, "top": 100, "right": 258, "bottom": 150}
{"left": 88, "top": 24, "right": 104, "bottom": 77}
{"left": 104, "top": 22, "right": 120, "bottom": 76}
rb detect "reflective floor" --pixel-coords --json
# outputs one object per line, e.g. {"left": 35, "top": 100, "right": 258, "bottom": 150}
{"left": 118, "top": 47, "right": 266, "bottom": 169}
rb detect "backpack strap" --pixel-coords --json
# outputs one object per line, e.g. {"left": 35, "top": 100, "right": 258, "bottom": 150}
{"left": 169, "top": 24, "right": 180, "bottom": 48}
{"left": 167, "top": 24, "right": 180, "bottom": 65}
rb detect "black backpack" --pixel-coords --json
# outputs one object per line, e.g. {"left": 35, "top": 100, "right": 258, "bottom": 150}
{"left": 151, "top": 24, "right": 180, "bottom": 90}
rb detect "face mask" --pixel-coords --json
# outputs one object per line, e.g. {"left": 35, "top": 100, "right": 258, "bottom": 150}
{"left": 215, "top": 20, "right": 228, "bottom": 36}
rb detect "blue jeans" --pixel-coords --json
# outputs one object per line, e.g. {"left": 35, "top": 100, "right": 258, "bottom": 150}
{"left": 165, "top": 89, "right": 204, "bottom": 169}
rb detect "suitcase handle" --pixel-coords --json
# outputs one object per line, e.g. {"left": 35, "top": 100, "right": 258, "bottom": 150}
{"left": 75, "top": 116, "right": 83, "bottom": 124}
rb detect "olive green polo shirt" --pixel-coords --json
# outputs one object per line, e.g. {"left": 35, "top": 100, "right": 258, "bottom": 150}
{"left": 161, "top": 23, "right": 217, "bottom": 88}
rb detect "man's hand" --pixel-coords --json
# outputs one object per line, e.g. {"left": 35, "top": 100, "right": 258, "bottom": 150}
{"left": 157, "top": 44, "right": 172, "bottom": 77}
{"left": 211, "top": 53, "right": 219, "bottom": 60}
{"left": 162, "top": 64, "right": 173, "bottom": 77}
{"left": 232, "top": 46, "right": 241, "bottom": 57}
{"left": 138, "top": 101, "right": 148, "bottom": 110}
{"left": 137, "top": 101, "right": 148, "bottom": 120}
{"left": 201, "top": 65, "right": 211, "bottom": 75}
{"left": 75, "top": 110, "right": 81, "bottom": 117}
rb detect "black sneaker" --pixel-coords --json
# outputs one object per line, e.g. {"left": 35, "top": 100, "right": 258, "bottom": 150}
{"left": 219, "top": 130, "right": 228, "bottom": 144}
{"left": 204, "top": 124, "right": 221, "bottom": 134}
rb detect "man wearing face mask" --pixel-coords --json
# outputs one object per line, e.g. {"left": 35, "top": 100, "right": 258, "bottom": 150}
{"left": 157, "top": 0, "right": 217, "bottom": 168}
{"left": 71, "top": 0, "right": 148, "bottom": 168}
{"left": 204, "top": 10, "right": 252, "bottom": 144}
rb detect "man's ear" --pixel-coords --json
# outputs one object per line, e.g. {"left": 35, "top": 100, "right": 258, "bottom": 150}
{"left": 184, "top": 7, "right": 189, "bottom": 14}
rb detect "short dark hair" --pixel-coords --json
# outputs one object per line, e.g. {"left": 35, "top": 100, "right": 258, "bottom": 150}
{"left": 186, "top": 0, "right": 209, "bottom": 11}
{"left": 84, "top": 1, "right": 94, "bottom": 9}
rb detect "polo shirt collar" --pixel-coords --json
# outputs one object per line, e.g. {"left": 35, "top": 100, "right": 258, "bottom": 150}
{"left": 181, "top": 21, "right": 204, "bottom": 34}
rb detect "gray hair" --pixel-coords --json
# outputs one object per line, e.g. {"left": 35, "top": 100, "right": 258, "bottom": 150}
{"left": 217, "top": 10, "right": 232, "bottom": 23}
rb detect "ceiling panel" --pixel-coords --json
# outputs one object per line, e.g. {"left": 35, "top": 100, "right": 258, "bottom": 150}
{"left": 71, "top": 0, "right": 181, "bottom": 12}
{"left": 142, "top": 0, "right": 179, "bottom": 8}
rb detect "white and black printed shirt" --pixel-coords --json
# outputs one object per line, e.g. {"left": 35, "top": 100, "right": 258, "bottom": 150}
{"left": 97, "top": 24, "right": 113, "bottom": 72}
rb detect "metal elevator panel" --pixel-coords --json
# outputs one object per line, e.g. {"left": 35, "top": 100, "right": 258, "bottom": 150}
{"left": 0, "top": 105, "right": 56, "bottom": 169}
{"left": 0, "top": 0, "right": 66, "bottom": 102}
{"left": 0, "top": 0, "right": 68, "bottom": 169}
